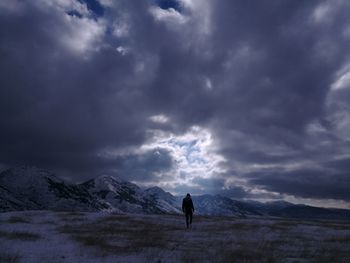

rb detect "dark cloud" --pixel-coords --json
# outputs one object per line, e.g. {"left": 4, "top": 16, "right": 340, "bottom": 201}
{"left": 248, "top": 169, "right": 350, "bottom": 201}
{"left": 0, "top": 1, "right": 151, "bottom": 177}
{"left": 0, "top": 0, "right": 350, "bottom": 206}
{"left": 325, "top": 158, "right": 350, "bottom": 172}
{"left": 113, "top": 148, "right": 174, "bottom": 182}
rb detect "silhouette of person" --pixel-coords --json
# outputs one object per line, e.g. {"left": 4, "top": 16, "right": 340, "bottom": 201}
{"left": 182, "top": 193, "right": 194, "bottom": 228}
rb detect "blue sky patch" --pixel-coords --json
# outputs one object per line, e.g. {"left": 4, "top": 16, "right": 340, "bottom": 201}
{"left": 78, "top": 0, "right": 104, "bottom": 17}
{"left": 155, "top": 0, "right": 182, "bottom": 12}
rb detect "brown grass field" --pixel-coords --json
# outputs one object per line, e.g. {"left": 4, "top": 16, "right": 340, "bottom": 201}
{"left": 0, "top": 211, "right": 349, "bottom": 262}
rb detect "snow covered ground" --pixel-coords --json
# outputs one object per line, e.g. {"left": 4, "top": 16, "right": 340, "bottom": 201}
{"left": 0, "top": 211, "right": 349, "bottom": 263}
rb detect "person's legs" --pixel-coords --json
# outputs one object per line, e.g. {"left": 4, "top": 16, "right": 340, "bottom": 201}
{"left": 185, "top": 212, "right": 190, "bottom": 228}
{"left": 189, "top": 211, "right": 193, "bottom": 225}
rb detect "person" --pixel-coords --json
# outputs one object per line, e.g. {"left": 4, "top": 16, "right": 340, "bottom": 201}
{"left": 182, "top": 193, "right": 194, "bottom": 229}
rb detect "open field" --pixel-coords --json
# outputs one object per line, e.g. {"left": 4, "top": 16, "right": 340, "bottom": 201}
{"left": 0, "top": 211, "right": 349, "bottom": 262}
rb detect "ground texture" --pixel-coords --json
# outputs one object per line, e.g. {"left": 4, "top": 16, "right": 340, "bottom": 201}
{"left": 0, "top": 211, "right": 350, "bottom": 262}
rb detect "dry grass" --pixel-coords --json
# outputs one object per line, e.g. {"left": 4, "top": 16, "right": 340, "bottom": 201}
{"left": 65, "top": 211, "right": 85, "bottom": 216}
{"left": 0, "top": 230, "right": 41, "bottom": 241}
{"left": 52, "top": 213, "right": 350, "bottom": 262}
{"left": 311, "top": 247, "right": 350, "bottom": 263}
{"left": 269, "top": 218, "right": 350, "bottom": 231}
{"left": 2, "top": 211, "right": 350, "bottom": 262}
{"left": 317, "top": 222, "right": 350, "bottom": 231}
{"left": 218, "top": 247, "right": 277, "bottom": 263}
{"left": 324, "top": 235, "right": 350, "bottom": 242}
{"left": 57, "top": 215, "right": 173, "bottom": 255}
{"left": 178, "top": 238, "right": 279, "bottom": 263}
{"left": 0, "top": 252, "right": 21, "bottom": 263}
{"left": 39, "top": 220, "right": 57, "bottom": 225}
{"left": 7, "top": 216, "right": 30, "bottom": 224}
{"left": 58, "top": 211, "right": 87, "bottom": 223}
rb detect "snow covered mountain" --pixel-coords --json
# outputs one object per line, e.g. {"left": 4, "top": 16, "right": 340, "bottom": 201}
{"left": 80, "top": 175, "right": 180, "bottom": 214}
{"left": 0, "top": 166, "right": 108, "bottom": 212}
{"left": 1, "top": 166, "right": 350, "bottom": 220}
{"left": 0, "top": 167, "right": 254, "bottom": 216}
{"left": 190, "top": 194, "right": 259, "bottom": 216}
{"left": 0, "top": 167, "right": 177, "bottom": 214}
{"left": 145, "top": 186, "right": 181, "bottom": 213}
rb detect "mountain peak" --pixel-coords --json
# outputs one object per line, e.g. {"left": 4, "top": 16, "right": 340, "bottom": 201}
{"left": 146, "top": 186, "right": 166, "bottom": 194}
{"left": 145, "top": 186, "right": 177, "bottom": 205}
{"left": 89, "top": 174, "right": 123, "bottom": 193}
{"left": 95, "top": 174, "right": 122, "bottom": 183}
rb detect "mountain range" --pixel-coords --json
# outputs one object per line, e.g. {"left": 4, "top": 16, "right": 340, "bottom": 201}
{"left": 1, "top": 166, "right": 350, "bottom": 220}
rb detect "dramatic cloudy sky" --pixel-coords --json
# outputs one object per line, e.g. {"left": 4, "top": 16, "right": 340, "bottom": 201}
{"left": 1, "top": 0, "right": 350, "bottom": 208}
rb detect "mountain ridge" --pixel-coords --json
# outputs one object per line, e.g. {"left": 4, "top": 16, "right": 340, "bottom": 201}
{"left": 1, "top": 166, "right": 350, "bottom": 220}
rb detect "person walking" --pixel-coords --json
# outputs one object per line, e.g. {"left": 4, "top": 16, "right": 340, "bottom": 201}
{"left": 182, "top": 193, "right": 195, "bottom": 229}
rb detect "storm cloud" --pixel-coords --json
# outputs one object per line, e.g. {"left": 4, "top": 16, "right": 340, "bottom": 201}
{"left": 1, "top": 0, "right": 350, "bottom": 208}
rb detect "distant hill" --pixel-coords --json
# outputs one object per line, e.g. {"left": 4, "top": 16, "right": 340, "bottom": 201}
{"left": 1, "top": 166, "right": 350, "bottom": 220}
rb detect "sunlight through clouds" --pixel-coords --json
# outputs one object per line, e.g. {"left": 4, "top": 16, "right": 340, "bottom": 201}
{"left": 149, "top": 5, "right": 188, "bottom": 25}
{"left": 141, "top": 126, "right": 226, "bottom": 192}
{"left": 149, "top": 114, "right": 169, "bottom": 124}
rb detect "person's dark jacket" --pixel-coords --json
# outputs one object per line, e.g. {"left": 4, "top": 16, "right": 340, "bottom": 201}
{"left": 182, "top": 196, "right": 194, "bottom": 213}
